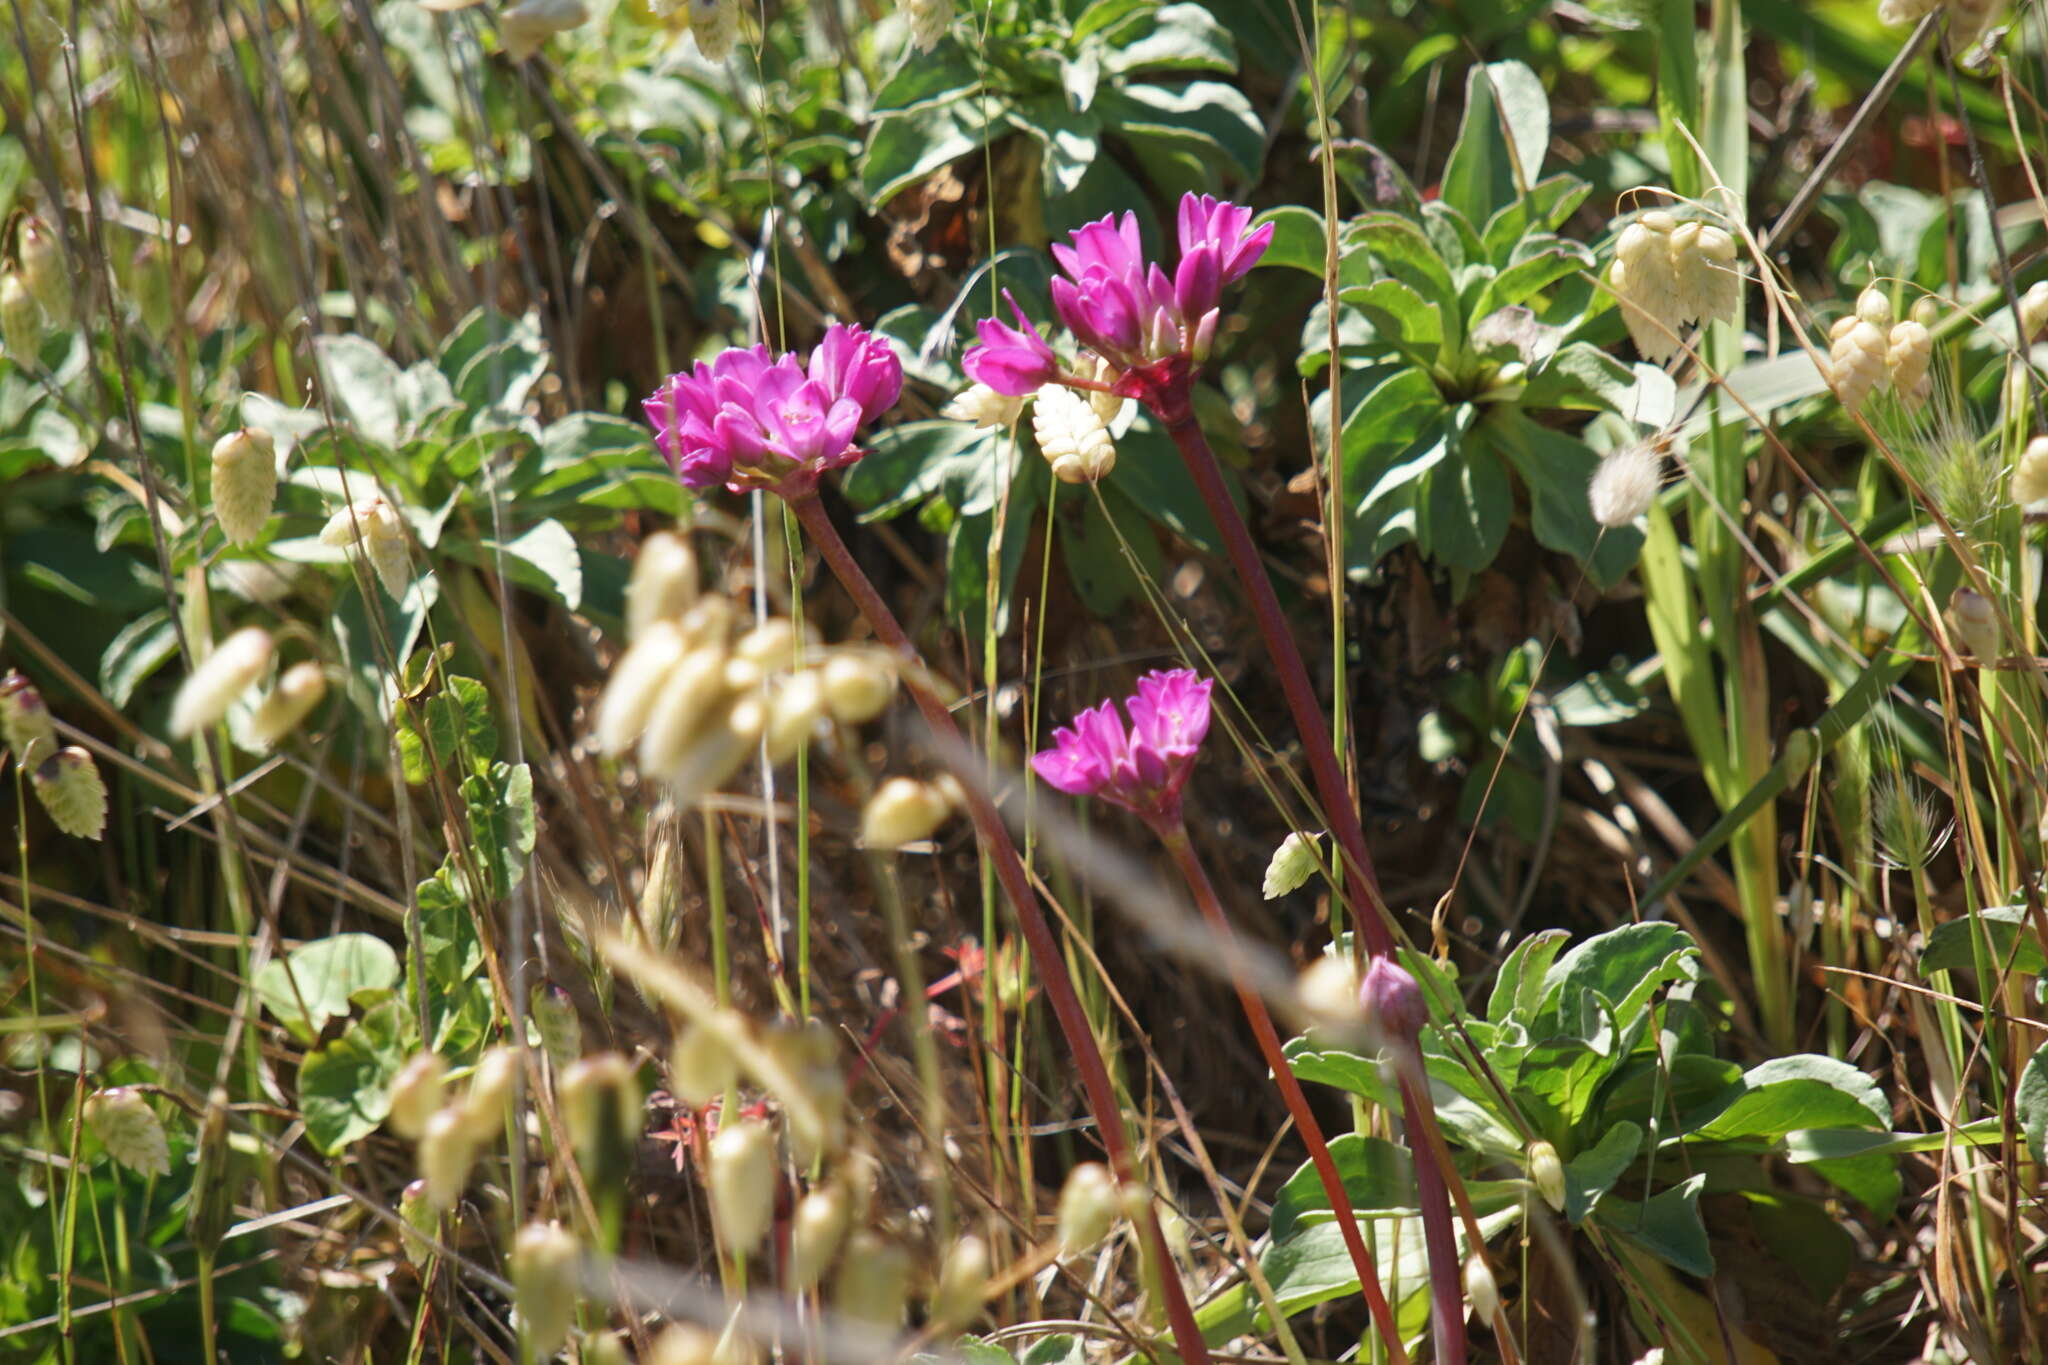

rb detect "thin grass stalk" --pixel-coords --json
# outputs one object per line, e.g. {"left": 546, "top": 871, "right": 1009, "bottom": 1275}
{"left": 782, "top": 490, "right": 1214, "bottom": 1365}
{"left": 1151, "top": 821, "right": 1411, "bottom": 1364}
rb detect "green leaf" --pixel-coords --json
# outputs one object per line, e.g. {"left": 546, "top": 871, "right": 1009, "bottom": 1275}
{"left": 1487, "top": 929, "right": 1572, "bottom": 1024}
{"left": 1535, "top": 922, "right": 1695, "bottom": 1037}
{"left": 1019, "top": 1336, "right": 1083, "bottom": 1365}
{"left": 253, "top": 933, "right": 402, "bottom": 1044}
{"left": 1342, "top": 279, "right": 1446, "bottom": 364}
{"left": 1483, "top": 410, "right": 1642, "bottom": 588}
{"left": 1269, "top": 1134, "right": 1415, "bottom": 1241}
{"left": 1415, "top": 434, "right": 1510, "bottom": 572}
{"left": 1108, "top": 409, "right": 1230, "bottom": 554}
{"left": 843, "top": 421, "right": 994, "bottom": 522}
{"left": 1550, "top": 669, "right": 1651, "bottom": 726}
{"left": 1342, "top": 214, "right": 1460, "bottom": 340}
{"left": 1687, "top": 1054, "right": 1889, "bottom": 1144}
{"left": 2021, "top": 1042, "right": 2048, "bottom": 1165}
{"left": 1563, "top": 1120, "right": 1641, "bottom": 1224}
{"left": 314, "top": 335, "right": 405, "bottom": 448}
{"left": 1920, "top": 906, "right": 2043, "bottom": 978}
{"left": 862, "top": 100, "right": 992, "bottom": 207}
{"left": 1252, "top": 206, "right": 1325, "bottom": 276}
{"left": 397, "top": 675, "right": 498, "bottom": 783}
{"left": 871, "top": 45, "right": 982, "bottom": 114}
{"left": 1005, "top": 99, "right": 1100, "bottom": 197}
{"left": 331, "top": 575, "right": 438, "bottom": 723}
{"left": 1105, "top": 3, "right": 1236, "bottom": 73}
{"left": 1439, "top": 60, "right": 1549, "bottom": 227}
{"left": 1596, "top": 1173, "right": 1712, "bottom": 1277}
{"left": 494, "top": 518, "right": 584, "bottom": 610}
{"left": 418, "top": 861, "right": 483, "bottom": 988}
{"left": 463, "top": 761, "right": 537, "bottom": 900}
{"left": 299, "top": 995, "right": 411, "bottom": 1155}
{"left": 1098, "top": 81, "right": 1263, "bottom": 181}
{"left": 1743, "top": 1192, "right": 1853, "bottom": 1299}
{"left": 100, "top": 609, "right": 180, "bottom": 710}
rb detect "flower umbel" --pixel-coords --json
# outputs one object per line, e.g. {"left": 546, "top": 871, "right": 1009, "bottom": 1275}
{"left": 645, "top": 324, "right": 902, "bottom": 494}
{"left": 1032, "top": 669, "right": 1214, "bottom": 821}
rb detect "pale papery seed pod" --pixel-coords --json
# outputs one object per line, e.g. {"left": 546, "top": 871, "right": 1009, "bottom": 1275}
{"left": 943, "top": 382, "right": 1028, "bottom": 431}
{"left": 2022, "top": 281, "right": 2048, "bottom": 345}
{"left": 2, "top": 671, "right": 58, "bottom": 764}
{"left": 676, "top": 595, "right": 737, "bottom": 653}
{"left": 637, "top": 645, "right": 733, "bottom": 775}
{"left": 501, "top": 0, "right": 589, "bottom": 61}
{"left": 320, "top": 497, "right": 411, "bottom": 597}
{"left": 1086, "top": 355, "right": 1129, "bottom": 427}
{"left": 1, "top": 268, "right": 40, "bottom": 366}
{"left": 531, "top": 983, "right": 583, "bottom": 1069}
{"left": 2011, "top": 436, "right": 2048, "bottom": 505}
{"left": 1828, "top": 319, "right": 1888, "bottom": 413}
{"left": 930, "top": 1232, "right": 990, "bottom": 1329}
{"left": 83, "top": 1088, "right": 171, "bottom": 1177}
{"left": 387, "top": 1052, "right": 449, "bottom": 1140}
{"left": 861, "top": 775, "right": 959, "bottom": 849}
{"left": 899, "top": 0, "right": 953, "bottom": 51}
{"left": 1666, "top": 222, "right": 1704, "bottom": 319}
{"left": 763, "top": 669, "right": 825, "bottom": 762}
{"left": 1263, "top": 830, "right": 1323, "bottom": 899}
{"left": 766, "top": 1019, "right": 847, "bottom": 1165}
{"left": 1056, "top": 1161, "right": 1119, "bottom": 1254}
{"left": 562, "top": 1052, "right": 641, "bottom": 1191}
{"left": 832, "top": 1231, "right": 913, "bottom": 1326}
{"left": 1032, "top": 383, "right": 1116, "bottom": 484}
{"left": 689, "top": 0, "right": 739, "bottom": 60}
{"left": 1588, "top": 441, "right": 1664, "bottom": 528}
{"left": 398, "top": 1179, "right": 435, "bottom": 1264}
{"left": 735, "top": 618, "right": 807, "bottom": 673}
{"left": 627, "top": 531, "right": 699, "bottom": 639}
{"left": 1886, "top": 320, "right": 1933, "bottom": 406}
{"left": 170, "top": 627, "right": 274, "bottom": 739}
{"left": 247, "top": 662, "right": 327, "bottom": 746}
{"left": 671, "top": 1020, "right": 739, "bottom": 1108}
{"left": 787, "top": 1184, "right": 850, "bottom": 1289}
{"left": 210, "top": 428, "right": 278, "bottom": 547}
{"left": 17, "top": 217, "right": 68, "bottom": 327}
{"left": 511, "top": 1221, "right": 582, "bottom": 1357}
{"left": 1911, "top": 294, "right": 1941, "bottom": 328}
{"left": 459, "top": 1045, "right": 521, "bottom": 1142}
{"left": 659, "top": 699, "right": 759, "bottom": 802}
{"left": 1948, "top": 588, "right": 2000, "bottom": 663}
{"left": 418, "top": 1106, "right": 480, "bottom": 1210}
{"left": 1465, "top": 1254, "right": 1500, "bottom": 1325}
{"left": 708, "top": 1117, "right": 777, "bottom": 1255}
{"left": 819, "top": 650, "right": 896, "bottom": 723}
{"left": 596, "top": 621, "right": 689, "bottom": 756}
{"left": 1855, "top": 286, "right": 1894, "bottom": 329}
{"left": 34, "top": 747, "right": 108, "bottom": 839}
{"left": 1527, "top": 1139, "right": 1566, "bottom": 1211}
{"left": 649, "top": 1326, "right": 719, "bottom": 1365}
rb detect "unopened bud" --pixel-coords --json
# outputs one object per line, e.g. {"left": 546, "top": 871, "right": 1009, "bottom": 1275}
{"left": 2012, "top": 437, "right": 2048, "bottom": 505}
{"left": 689, "top": 0, "right": 739, "bottom": 61}
{"left": 561, "top": 1052, "right": 641, "bottom": 1190}
{"left": 1296, "top": 954, "right": 1362, "bottom": 1033}
{"left": 33, "top": 747, "right": 107, "bottom": 840}
{"left": 211, "top": 428, "right": 278, "bottom": 546}
{"left": 1263, "top": 830, "right": 1323, "bottom": 899}
{"left": 170, "top": 627, "right": 273, "bottom": 739}
{"left": 861, "top": 775, "right": 959, "bottom": 850}
{"left": 1056, "top": 1161, "right": 1119, "bottom": 1254}
{"left": 671, "top": 1018, "right": 740, "bottom": 1108}
{"left": 1, "top": 268, "right": 40, "bottom": 366}
{"left": 1527, "top": 1139, "right": 1565, "bottom": 1211}
{"left": 930, "top": 1232, "right": 990, "bottom": 1329}
{"left": 1, "top": 671, "right": 56, "bottom": 762}
{"left": 1465, "top": 1254, "right": 1500, "bottom": 1324}
{"left": 530, "top": 983, "right": 583, "bottom": 1069}
{"left": 84, "top": 1088, "right": 171, "bottom": 1177}
{"left": 1359, "top": 955, "right": 1428, "bottom": 1042}
{"left": 1086, "top": 355, "right": 1129, "bottom": 426}
{"left": 398, "top": 1179, "right": 435, "bottom": 1264}
{"left": 1948, "top": 588, "right": 2000, "bottom": 663}
{"left": 832, "top": 1230, "right": 913, "bottom": 1326}
{"left": 247, "top": 662, "right": 327, "bottom": 746}
{"left": 943, "top": 381, "right": 1027, "bottom": 431}
{"left": 788, "top": 1184, "right": 850, "bottom": 1288}
{"left": 819, "top": 651, "right": 897, "bottom": 723}
{"left": 17, "top": 217, "right": 67, "bottom": 327}
{"left": 708, "top": 1117, "right": 777, "bottom": 1255}
{"left": 387, "top": 1052, "right": 449, "bottom": 1140}
{"left": 459, "top": 1045, "right": 521, "bottom": 1141}
{"left": 418, "top": 1107, "right": 479, "bottom": 1210}
{"left": 511, "top": 1221, "right": 582, "bottom": 1357}
{"left": 627, "top": 531, "right": 699, "bottom": 638}
{"left": 1033, "top": 383, "right": 1116, "bottom": 484}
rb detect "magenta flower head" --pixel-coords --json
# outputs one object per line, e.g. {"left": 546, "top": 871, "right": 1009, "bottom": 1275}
{"left": 645, "top": 323, "right": 903, "bottom": 495}
{"left": 1031, "top": 669, "right": 1214, "bottom": 822}
{"left": 962, "top": 290, "right": 1061, "bottom": 396}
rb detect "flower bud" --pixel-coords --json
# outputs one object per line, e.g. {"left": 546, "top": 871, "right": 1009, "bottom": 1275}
{"left": 511, "top": 1221, "right": 582, "bottom": 1357}
{"left": 1465, "top": 1253, "right": 1500, "bottom": 1324}
{"left": 689, "top": 0, "right": 739, "bottom": 61}
{"left": 561, "top": 1052, "right": 641, "bottom": 1191}
{"left": 1056, "top": 1162, "right": 1119, "bottom": 1254}
{"left": 628, "top": 531, "right": 699, "bottom": 639}
{"left": 17, "top": 217, "right": 68, "bottom": 327}
{"left": 1948, "top": 588, "right": 2000, "bottom": 663}
{"left": 819, "top": 651, "right": 897, "bottom": 723}
{"left": 763, "top": 670, "right": 825, "bottom": 762}
{"left": 386, "top": 1052, "right": 449, "bottom": 1140}
{"left": 170, "top": 627, "right": 273, "bottom": 739}
{"left": 1359, "top": 955, "right": 1427, "bottom": 1042}
{"left": 247, "top": 662, "right": 327, "bottom": 746}
{"left": 459, "top": 1045, "right": 521, "bottom": 1142}
{"left": 1033, "top": 384, "right": 1116, "bottom": 484}
{"left": 33, "top": 747, "right": 107, "bottom": 840}
{"left": 210, "top": 427, "right": 278, "bottom": 547}
{"left": 930, "top": 1232, "right": 990, "bottom": 1329}
{"left": 1526, "top": 1139, "right": 1565, "bottom": 1211}
{"left": 1296, "top": 954, "right": 1362, "bottom": 1032}
{"left": 671, "top": 1018, "right": 740, "bottom": 1108}
{"left": 1885, "top": 320, "right": 1932, "bottom": 406}
{"left": 83, "top": 1088, "right": 171, "bottom": 1177}
{"left": 501, "top": 0, "right": 588, "bottom": 60}
{"left": 1, "top": 670, "right": 57, "bottom": 763}
{"left": 418, "top": 1106, "right": 479, "bottom": 1210}
{"left": 861, "top": 775, "right": 959, "bottom": 850}
{"left": 530, "top": 983, "right": 583, "bottom": 1070}
{"left": 1262, "top": 830, "right": 1322, "bottom": 899}
{"left": 832, "top": 1231, "right": 913, "bottom": 1326}
{"left": 1854, "top": 286, "right": 1893, "bottom": 329}
{"left": 2021, "top": 280, "right": 2048, "bottom": 345}
{"left": 787, "top": 1183, "right": 850, "bottom": 1288}
{"left": 398, "top": 1179, "right": 435, "bottom": 1264}
{"left": 1588, "top": 441, "right": 1663, "bottom": 528}
{"left": 2011, "top": 436, "right": 2048, "bottom": 505}
{"left": 320, "top": 496, "right": 411, "bottom": 598}
{"left": 1, "top": 268, "right": 40, "bottom": 366}
{"left": 708, "top": 1117, "right": 777, "bottom": 1255}
{"left": 637, "top": 646, "right": 732, "bottom": 776}
{"left": 943, "top": 382, "right": 1027, "bottom": 431}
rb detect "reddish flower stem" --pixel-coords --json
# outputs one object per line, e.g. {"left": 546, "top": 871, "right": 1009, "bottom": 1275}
{"left": 1152, "top": 820, "right": 1410, "bottom": 1365}
{"left": 1148, "top": 381, "right": 1467, "bottom": 1365}
{"left": 785, "top": 490, "right": 1213, "bottom": 1365}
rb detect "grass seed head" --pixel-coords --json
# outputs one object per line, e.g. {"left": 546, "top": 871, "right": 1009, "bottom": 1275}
{"left": 931, "top": 1232, "right": 991, "bottom": 1329}
{"left": 246, "top": 661, "right": 326, "bottom": 746}
{"left": 1056, "top": 1161, "right": 1119, "bottom": 1254}
{"left": 386, "top": 1052, "right": 448, "bottom": 1140}
{"left": 2011, "top": 436, "right": 2048, "bottom": 505}
{"left": 511, "top": 1221, "right": 583, "bottom": 1357}
{"left": 1527, "top": 1139, "right": 1565, "bottom": 1211}
{"left": 16, "top": 216, "right": 67, "bottom": 326}
{"left": 170, "top": 627, "right": 273, "bottom": 739}
{"left": 2, "top": 670, "right": 58, "bottom": 764}
{"left": 209, "top": 427, "right": 278, "bottom": 546}
{"left": 83, "top": 1088, "right": 171, "bottom": 1177}
{"left": 832, "top": 1230, "right": 914, "bottom": 1326}
{"left": 788, "top": 1183, "right": 851, "bottom": 1289}
{"left": 861, "top": 775, "right": 960, "bottom": 849}
{"left": 708, "top": 1117, "right": 778, "bottom": 1255}
{"left": 626, "top": 531, "right": 699, "bottom": 639}
{"left": 689, "top": 0, "right": 739, "bottom": 61}
{"left": 417, "top": 1106, "right": 479, "bottom": 1211}
{"left": 1589, "top": 440, "right": 1665, "bottom": 528}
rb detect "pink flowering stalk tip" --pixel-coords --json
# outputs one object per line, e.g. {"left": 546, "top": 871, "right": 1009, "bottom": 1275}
{"left": 1032, "top": 669, "right": 1213, "bottom": 823}
{"left": 961, "top": 193, "right": 1272, "bottom": 403}
{"left": 1360, "top": 955, "right": 1428, "bottom": 1044}
{"left": 645, "top": 323, "right": 903, "bottom": 494}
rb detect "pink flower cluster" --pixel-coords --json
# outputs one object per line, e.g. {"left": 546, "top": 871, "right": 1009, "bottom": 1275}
{"left": 964, "top": 194, "right": 1273, "bottom": 397}
{"left": 645, "top": 324, "right": 903, "bottom": 493}
{"left": 1032, "top": 669, "right": 1214, "bottom": 821}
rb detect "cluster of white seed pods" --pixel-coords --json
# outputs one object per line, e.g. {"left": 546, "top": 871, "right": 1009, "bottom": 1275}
{"left": 1605, "top": 208, "right": 1742, "bottom": 361}
{"left": 83, "top": 1088, "right": 172, "bottom": 1177}
{"left": 899, "top": 0, "right": 954, "bottom": 51}
{"left": 320, "top": 494, "right": 413, "bottom": 598}
{"left": 1031, "top": 383, "right": 1118, "bottom": 484}
{"left": 1828, "top": 289, "right": 1942, "bottom": 413}
{"left": 594, "top": 532, "right": 899, "bottom": 804}
{"left": 942, "top": 381, "right": 1030, "bottom": 432}
{"left": 688, "top": 0, "right": 739, "bottom": 60}
{"left": 1886, "top": 301, "right": 1935, "bottom": 407}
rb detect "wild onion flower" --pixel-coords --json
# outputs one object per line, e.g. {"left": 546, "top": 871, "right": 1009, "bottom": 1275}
{"left": 963, "top": 194, "right": 1272, "bottom": 403}
{"left": 1031, "top": 668, "right": 1213, "bottom": 823}
{"left": 645, "top": 324, "right": 902, "bottom": 494}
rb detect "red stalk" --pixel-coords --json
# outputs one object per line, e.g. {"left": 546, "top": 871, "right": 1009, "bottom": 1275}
{"left": 785, "top": 490, "right": 1213, "bottom": 1365}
